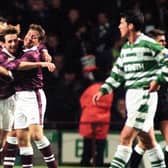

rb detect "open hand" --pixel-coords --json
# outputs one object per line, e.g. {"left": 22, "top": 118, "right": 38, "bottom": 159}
{"left": 149, "top": 80, "right": 160, "bottom": 92}
{"left": 92, "top": 91, "right": 103, "bottom": 105}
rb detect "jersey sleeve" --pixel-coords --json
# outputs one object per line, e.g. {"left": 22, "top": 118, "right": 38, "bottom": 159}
{"left": 100, "top": 56, "right": 125, "bottom": 94}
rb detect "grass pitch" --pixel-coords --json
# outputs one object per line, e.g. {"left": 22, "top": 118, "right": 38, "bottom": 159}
{"left": 2, "top": 166, "right": 93, "bottom": 168}
{"left": 12, "top": 166, "right": 108, "bottom": 168}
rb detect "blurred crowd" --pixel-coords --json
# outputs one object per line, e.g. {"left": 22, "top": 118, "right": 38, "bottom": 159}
{"left": 1, "top": 0, "right": 168, "bottom": 129}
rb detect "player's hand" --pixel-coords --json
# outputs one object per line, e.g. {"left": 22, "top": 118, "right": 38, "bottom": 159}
{"left": 41, "top": 62, "right": 56, "bottom": 72}
{"left": 92, "top": 91, "right": 103, "bottom": 105}
{"left": 42, "top": 51, "right": 52, "bottom": 62}
{"left": 46, "top": 63, "right": 56, "bottom": 72}
{"left": 149, "top": 80, "right": 160, "bottom": 92}
{"left": 44, "top": 54, "right": 52, "bottom": 62}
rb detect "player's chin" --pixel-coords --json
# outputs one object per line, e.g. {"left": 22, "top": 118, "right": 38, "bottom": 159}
{"left": 10, "top": 48, "right": 17, "bottom": 53}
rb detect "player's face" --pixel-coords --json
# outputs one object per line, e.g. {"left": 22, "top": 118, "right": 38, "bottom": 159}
{"left": 0, "top": 21, "right": 8, "bottom": 30}
{"left": 118, "top": 17, "right": 129, "bottom": 38}
{"left": 4, "top": 34, "right": 19, "bottom": 54}
{"left": 24, "top": 29, "right": 40, "bottom": 48}
{"left": 155, "top": 35, "right": 167, "bottom": 47}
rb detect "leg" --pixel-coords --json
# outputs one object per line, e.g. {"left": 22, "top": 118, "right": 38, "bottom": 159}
{"left": 29, "top": 124, "right": 57, "bottom": 168}
{"left": 139, "top": 128, "right": 166, "bottom": 168}
{"left": 0, "top": 94, "right": 15, "bottom": 163}
{"left": 160, "top": 120, "right": 168, "bottom": 167}
{"left": 95, "top": 139, "right": 106, "bottom": 166}
{"left": 3, "top": 130, "right": 18, "bottom": 168}
{"left": 109, "top": 125, "right": 138, "bottom": 168}
{"left": 80, "top": 138, "right": 92, "bottom": 166}
{"left": 16, "top": 128, "right": 33, "bottom": 168}
{"left": 127, "top": 138, "right": 145, "bottom": 168}
{"left": 0, "top": 129, "right": 8, "bottom": 163}
{"left": 0, "top": 129, "right": 8, "bottom": 150}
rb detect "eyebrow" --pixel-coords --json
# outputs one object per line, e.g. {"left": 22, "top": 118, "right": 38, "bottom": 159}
{"left": 158, "top": 39, "right": 166, "bottom": 42}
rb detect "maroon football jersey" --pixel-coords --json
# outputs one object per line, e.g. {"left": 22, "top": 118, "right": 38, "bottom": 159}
{"left": 14, "top": 46, "right": 43, "bottom": 91}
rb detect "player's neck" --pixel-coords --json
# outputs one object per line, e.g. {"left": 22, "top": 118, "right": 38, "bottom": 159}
{"left": 128, "top": 31, "right": 141, "bottom": 44}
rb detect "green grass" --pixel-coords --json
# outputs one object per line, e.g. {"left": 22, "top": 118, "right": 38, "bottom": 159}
{"left": 0, "top": 166, "right": 92, "bottom": 168}
{"left": 0, "top": 166, "right": 93, "bottom": 168}
{"left": 0, "top": 163, "right": 97, "bottom": 168}
{"left": 0, "top": 166, "right": 86, "bottom": 168}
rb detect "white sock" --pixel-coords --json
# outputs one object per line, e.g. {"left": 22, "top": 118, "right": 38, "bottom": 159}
{"left": 110, "top": 145, "right": 132, "bottom": 168}
{"left": 146, "top": 144, "right": 165, "bottom": 168}
{"left": 6, "top": 136, "right": 18, "bottom": 145}
{"left": 134, "top": 145, "right": 145, "bottom": 155}
{"left": 20, "top": 147, "right": 33, "bottom": 155}
{"left": 34, "top": 136, "right": 50, "bottom": 149}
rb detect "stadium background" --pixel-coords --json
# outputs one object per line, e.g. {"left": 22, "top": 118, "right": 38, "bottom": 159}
{"left": 0, "top": 0, "right": 168, "bottom": 167}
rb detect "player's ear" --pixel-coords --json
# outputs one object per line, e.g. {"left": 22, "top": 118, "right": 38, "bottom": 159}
{"left": 128, "top": 23, "right": 134, "bottom": 30}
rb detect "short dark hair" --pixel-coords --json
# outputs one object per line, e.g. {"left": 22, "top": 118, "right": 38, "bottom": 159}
{"left": 1, "top": 27, "right": 18, "bottom": 42}
{"left": 147, "top": 29, "right": 165, "bottom": 39}
{"left": 120, "top": 10, "right": 144, "bottom": 31}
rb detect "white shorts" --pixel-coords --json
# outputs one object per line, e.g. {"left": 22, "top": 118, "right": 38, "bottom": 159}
{"left": 125, "top": 89, "right": 158, "bottom": 132}
{"left": 0, "top": 95, "right": 15, "bottom": 131}
{"left": 14, "top": 89, "right": 46, "bottom": 129}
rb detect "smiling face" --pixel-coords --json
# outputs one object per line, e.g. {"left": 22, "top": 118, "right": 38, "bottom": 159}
{"left": 4, "top": 33, "right": 18, "bottom": 54}
{"left": 155, "top": 35, "right": 167, "bottom": 47}
{"left": 24, "top": 29, "right": 40, "bottom": 48}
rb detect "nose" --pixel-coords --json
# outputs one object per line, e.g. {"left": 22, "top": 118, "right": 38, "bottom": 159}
{"left": 11, "top": 41, "right": 16, "bottom": 46}
{"left": 27, "top": 36, "right": 31, "bottom": 41}
{"left": 162, "top": 41, "right": 167, "bottom": 47}
{"left": 164, "top": 41, "right": 167, "bottom": 46}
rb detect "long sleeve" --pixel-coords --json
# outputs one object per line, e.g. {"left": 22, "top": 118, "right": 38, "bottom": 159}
{"left": 100, "top": 57, "right": 125, "bottom": 94}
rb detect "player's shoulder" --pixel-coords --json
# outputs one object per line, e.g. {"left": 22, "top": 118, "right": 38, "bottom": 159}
{"left": 140, "top": 33, "right": 156, "bottom": 43}
{"left": 0, "top": 48, "right": 8, "bottom": 59}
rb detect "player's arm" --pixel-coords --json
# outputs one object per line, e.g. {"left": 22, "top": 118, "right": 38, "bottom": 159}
{"left": 0, "top": 65, "right": 11, "bottom": 76}
{"left": 38, "top": 43, "right": 52, "bottom": 62}
{"left": 41, "top": 49, "right": 52, "bottom": 62}
{"left": 0, "top": 66, "right": 14, "bottom": 80}
{"left": 18, "top": 61, "right": 56, "bottom": 72}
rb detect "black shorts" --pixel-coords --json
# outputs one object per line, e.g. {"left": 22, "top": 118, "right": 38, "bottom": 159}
{"left": 154, "top": 86, "right": 168, "bottom": 126}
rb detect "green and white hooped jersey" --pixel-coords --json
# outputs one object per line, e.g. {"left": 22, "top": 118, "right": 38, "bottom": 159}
{"left": 100, "top": 33, "right": 168, "bottom": 94}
